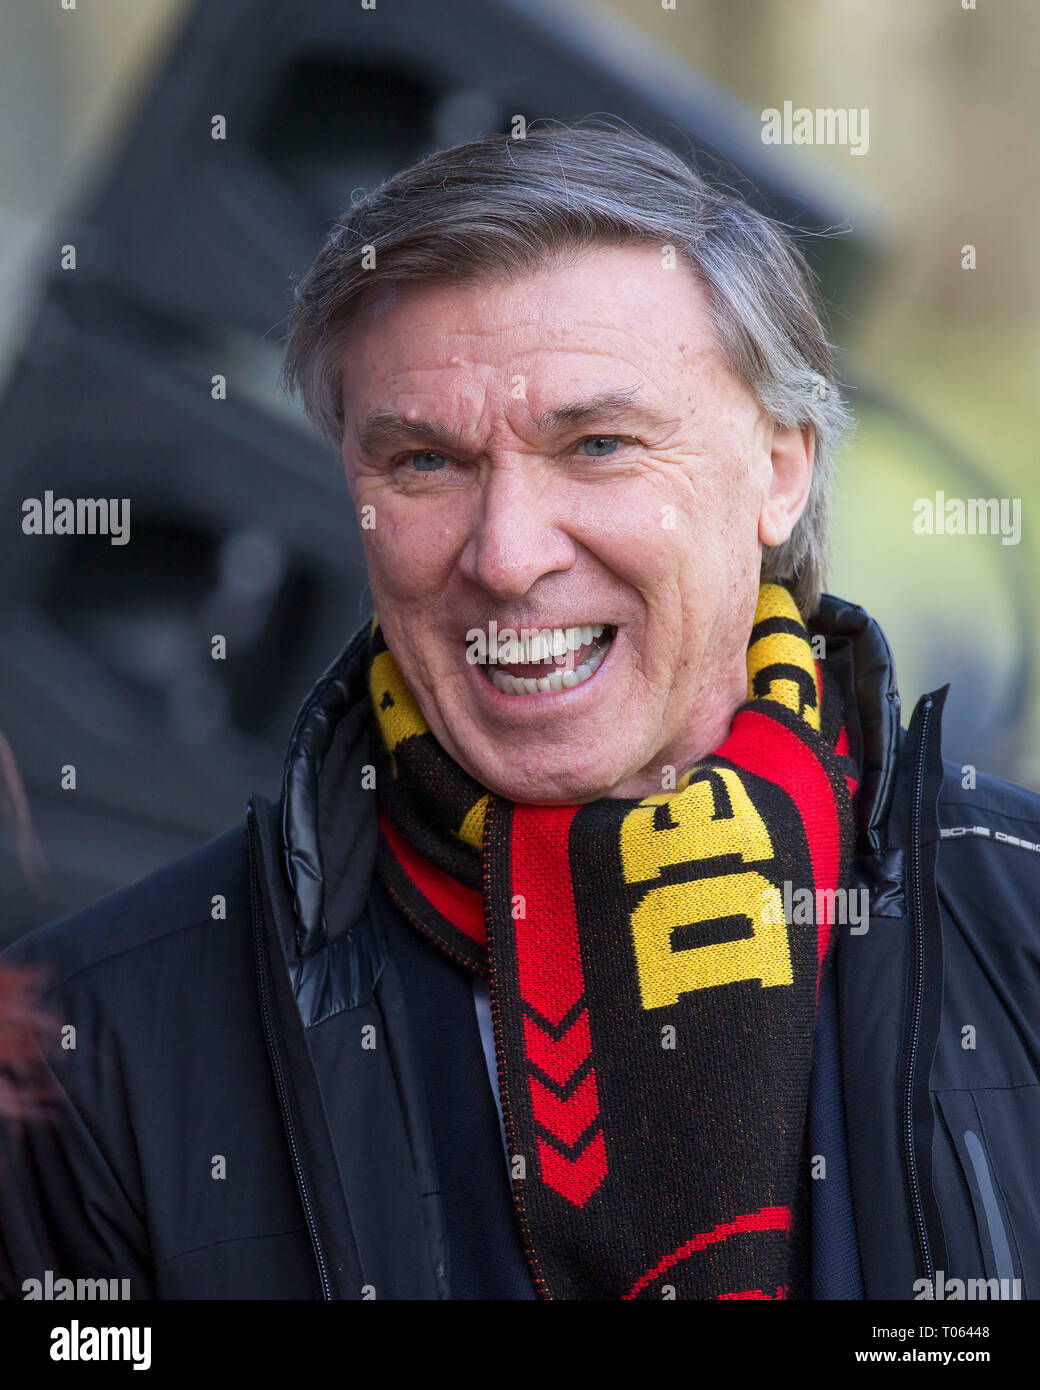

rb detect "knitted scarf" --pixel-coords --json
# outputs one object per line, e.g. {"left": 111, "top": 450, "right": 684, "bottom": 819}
{"left": 367, "top": 583, "right": 858, "bottom": 1300}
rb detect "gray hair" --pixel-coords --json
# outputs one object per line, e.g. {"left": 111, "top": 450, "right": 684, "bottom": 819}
{"left": 279, "top": 121, "right": 853, "bottom": 616}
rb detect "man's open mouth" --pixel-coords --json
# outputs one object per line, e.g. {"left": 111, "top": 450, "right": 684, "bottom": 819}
{"left": 478, "top": 623, "right": 616, "bottom": 696}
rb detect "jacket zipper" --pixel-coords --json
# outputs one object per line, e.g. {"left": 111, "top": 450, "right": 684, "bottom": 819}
{"left": 246, "top": 803, "right": 333, "bottom": 1300}
{"left": 904, "top": 694, "right": 934, "bottom": 1286}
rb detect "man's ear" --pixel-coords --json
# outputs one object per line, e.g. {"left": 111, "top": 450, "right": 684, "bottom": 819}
{"left": 759, "top": 421, "right": 814, "bottom": 548}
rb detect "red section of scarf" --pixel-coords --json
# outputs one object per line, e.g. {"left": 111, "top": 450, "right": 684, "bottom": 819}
{"left": 509, "top": 804, "right": 607, "bottom": 1208}
{"left": 508, "top": 805, "right": 583, "bottom": 1027}
{"left": 716, "top": 707, "right": 849, "bottom": 970}
{"left": 378, "top": 811, "right": 483, "bottom": 944}
{"left": 523, "top": 1009, "right": 592, "bottom": 1087}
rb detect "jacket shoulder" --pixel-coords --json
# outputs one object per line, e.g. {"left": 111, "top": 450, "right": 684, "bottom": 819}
{"left": 1, "top": 822, "right": 251, "bottom": 994}
{"left": 934, "top": 760, "right": 1040, "bottom": 957}
{"left": 939, "top": 758, "right": 1040, "bottom": 832}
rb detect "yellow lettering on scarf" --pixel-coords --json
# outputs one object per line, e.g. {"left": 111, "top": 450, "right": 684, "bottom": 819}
{"left": 745, "top": 585, "right": 821, "bottom": 730}
{"left": 631, "top": 874, "right": 790, "bottom": 1007}
{"left": 620, "top": 767, "right": 772, "bottom": 883}
{"left": 456, "top": 794, "right": 488, "bottom": 850}
{"left": 370, "top": 648, "right": 428, "bottom": 751}
{"left": 620, "top": 767, "right": 793, "bottom": 1007}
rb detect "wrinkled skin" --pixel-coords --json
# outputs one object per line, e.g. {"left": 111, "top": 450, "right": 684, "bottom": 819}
{"left": 340, "top": 244, "right": 812, "bottom": 804}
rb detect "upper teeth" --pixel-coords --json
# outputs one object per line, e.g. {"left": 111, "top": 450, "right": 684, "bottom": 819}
{"left": 484, "top": 624, "right": 613, "bottom": 696}
{"left": 495, "top": 624, "right": 605, "bottom": 666}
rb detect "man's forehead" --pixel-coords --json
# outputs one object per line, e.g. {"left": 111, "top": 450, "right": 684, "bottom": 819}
{"left": 348, "top": 247, "right": 714, "bottom": 345}
{"left": 338, "top": 252, "right": 723, "bottom": 448}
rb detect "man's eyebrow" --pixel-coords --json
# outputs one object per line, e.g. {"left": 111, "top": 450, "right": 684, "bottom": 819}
{"left": 354, "top": 412, "right": 466, "bottom": 458}
{"left": 354, "top": 390, "right": 676, "bottom": 458}
{"left": 536, "top": 390, "right": 678, "bottom": 436}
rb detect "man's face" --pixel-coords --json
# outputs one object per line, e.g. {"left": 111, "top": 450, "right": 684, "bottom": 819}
{"left": 341, "top": 243, "right": 811, "bottom": 803}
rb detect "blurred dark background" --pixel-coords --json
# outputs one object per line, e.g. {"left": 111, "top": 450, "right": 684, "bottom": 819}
{"left": 1, "top": 0, "right": 1036, "bottom": 943}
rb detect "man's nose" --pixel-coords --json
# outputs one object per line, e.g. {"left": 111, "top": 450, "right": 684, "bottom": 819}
{"left": 457, "top": 462, "right": 576, "bottom": 599}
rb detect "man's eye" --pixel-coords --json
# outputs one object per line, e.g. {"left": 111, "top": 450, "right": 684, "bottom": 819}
{"left": 408, "top": 451, "right": 448, "bottom": 472}
{"left": 577, "top": 436, "right": 622, "bottom": 457}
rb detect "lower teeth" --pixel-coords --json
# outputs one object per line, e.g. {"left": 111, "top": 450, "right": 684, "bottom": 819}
{"left": 485, "top": 634, "right": 612, "bottom": 696}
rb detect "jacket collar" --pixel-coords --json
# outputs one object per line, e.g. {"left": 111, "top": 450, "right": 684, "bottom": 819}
{"left": 808, "top": 592, "right": 902, "bottom": 850}
{"left": 278, "top": 621, "right": 377, "bottom": 962}
{"left": 275, "top": 592, "right": 905, "bottom": 967}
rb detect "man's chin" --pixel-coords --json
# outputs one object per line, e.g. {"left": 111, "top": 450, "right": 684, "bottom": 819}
{"left": 447, "top": 735, "right": 638, "bottom": 806}
{"left": 426, "top": 651, "right": 653, "bottom": 801}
